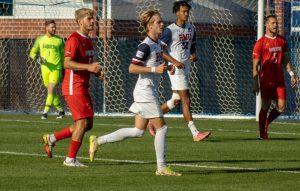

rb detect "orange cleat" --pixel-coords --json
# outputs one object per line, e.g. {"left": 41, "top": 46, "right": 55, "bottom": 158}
{"left": 193, "top": 131, "right": 211, "bottom": 142}
{"left": 42, "top": 134, "right": 55, "bottom": 158}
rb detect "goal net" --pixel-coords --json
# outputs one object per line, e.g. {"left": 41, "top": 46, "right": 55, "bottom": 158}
{"left": 0, "top": 0, "right": 299, "bottom": 119}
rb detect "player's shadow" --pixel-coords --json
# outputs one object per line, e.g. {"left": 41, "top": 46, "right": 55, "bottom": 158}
{"left": 167, "top": 159, "right": 300, "bottom": 164}
{"left": 87, "top": 161, "right": 156, "bottom": 167}
{"left": 205, "top": 137, "right": 300, "bottom": 142}
{"left": 265, "top": 137, "right": 300, "bottom": 141}
{"left": 206, "top": 138, "right": 259, "bottom": 142}
{"left": 182, "top": 167, "right": 300, "bottom": 175}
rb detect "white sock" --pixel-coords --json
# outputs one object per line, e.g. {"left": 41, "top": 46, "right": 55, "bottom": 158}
{"left": 155, "top": 125, "right": 168, "bottom": 169}
{"left": 49, "top": 134, "right": 56, "bottom": 144}
{"left": 188, "top": 121, "right": 199, "bottom": 137}
{"left": 97, "top": 127, "right": 144, "bottom": 145}
{"left": 166, "top": 93, "right": 180, "bottom": 110}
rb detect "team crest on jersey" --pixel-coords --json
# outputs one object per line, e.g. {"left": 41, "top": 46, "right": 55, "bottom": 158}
{"left": 136, "top": 50, "right": 144, "bottom": 58}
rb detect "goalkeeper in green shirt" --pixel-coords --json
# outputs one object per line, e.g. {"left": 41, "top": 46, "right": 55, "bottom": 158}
{"left": 29, "top": 20, "right": 65, "bottom": 119}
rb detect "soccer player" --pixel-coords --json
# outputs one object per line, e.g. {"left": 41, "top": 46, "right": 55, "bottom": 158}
{"left": 148, "top": 0, "right": 211, "bottom": 141}
{"left": 89, "top": 10, "right": 181, "bottom": 176}
{"left": 42, "top": 8, "right": 103, "bottom": 167}
{"left": 253, "top": 15, "right": 298, "bottom": 140}
{"left": 29, "top": 20, "right": 65, "bottom": 119}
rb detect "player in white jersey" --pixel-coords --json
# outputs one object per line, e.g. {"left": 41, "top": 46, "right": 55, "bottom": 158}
{"left": 148, "top": 0, "right": 211, "bottom": 142}
{"left": 89, "top": 10, "right": 181, "bottom": 176}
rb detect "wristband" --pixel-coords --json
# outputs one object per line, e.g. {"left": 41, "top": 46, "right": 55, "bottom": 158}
{"left": 151, "top": 67, "right": 156, "bottom": 73}
{"left": 289, "top": 71, "right": 295, "bottom": 76}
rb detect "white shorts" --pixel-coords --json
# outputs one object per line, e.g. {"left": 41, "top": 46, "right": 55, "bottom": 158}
{"left": 168, "top": 74, "right": 189, "bottom": 90}
{"left": 129, "top": 101, "right": 163, "bottom": 119}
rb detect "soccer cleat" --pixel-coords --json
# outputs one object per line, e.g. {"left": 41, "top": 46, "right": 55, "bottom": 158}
{"left": 89, "top": 135, "right": 98, "bottom": 162}
{"left": 41, "top": 113, "right": 47, "bottom": 120}
{"left": 56, "top": 111, "right": 65, "bottom": 119}
{"left": 193, "top": 131, "right": 211, "bottom": 142}
{"left": 155, "top": 166, "right": 182, "bottom": 176}
{"left": 42, "top": 134, "right": 55, "bottom": 158}
{"left": 63, "top": 159, "right": 87, "bottom": 167}
{"left": 259, "top": 124, "right": 269, "bottom": 140}
{"left": 147, "top": 122, "right": 156, "bottom": 137}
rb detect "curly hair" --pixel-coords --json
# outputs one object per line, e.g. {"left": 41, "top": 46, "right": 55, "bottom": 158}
{"left": 173, "top": 0, "right": 191, "bottom": 13}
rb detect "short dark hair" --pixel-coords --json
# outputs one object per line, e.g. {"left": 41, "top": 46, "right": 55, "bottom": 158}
{"left": 265, "top": 14, "right": 277, "bottom": 22}
{"left": 45, "top": 20, "right": 55, "bottom": 27}
{"left": 173, "top": 0, "right": 191, "bottom": 13}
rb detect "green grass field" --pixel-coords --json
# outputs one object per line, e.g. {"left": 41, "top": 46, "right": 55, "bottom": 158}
{"left": 0, "top": 114, "right": 299, "bottom": 191}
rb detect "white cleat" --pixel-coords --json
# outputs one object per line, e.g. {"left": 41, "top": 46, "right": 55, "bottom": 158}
{"left": 63, "top": 159, "right": 87, "bottom": 167}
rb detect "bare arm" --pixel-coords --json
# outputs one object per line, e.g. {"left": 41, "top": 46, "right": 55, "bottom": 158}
{"left": 252, "top": 58, "right": 260, "bottom": 94}
{"left": 253, "top": 58, "right": 260, "bottom": 78}
{"left": 129, "top": 63, "right": 166, "bottom": 74}
{"left": 190, "top": 53, "right": 198, "bottom": 62}
{"left": 162, "top": 53, "right": 184, "bottom": 69}
{"left": 284, "top": 56, "right": 298, "bottom": 88}
{"left": 64, "top": 57, "right": 100, "bottom": 73}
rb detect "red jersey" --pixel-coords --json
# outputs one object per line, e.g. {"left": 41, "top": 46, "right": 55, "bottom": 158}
{"left": 252, "top": 35, "right": 287, "bottom": 86}
{"left": 62, "top": 32, "right": 94, "bottom": 95}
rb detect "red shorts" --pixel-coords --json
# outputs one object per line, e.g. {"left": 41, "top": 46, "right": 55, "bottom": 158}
{"left": 260, "top": 84, "right": 286, "bottom": 100}
{"left": 64, "top": 94, "right": 94, "bottom": 121}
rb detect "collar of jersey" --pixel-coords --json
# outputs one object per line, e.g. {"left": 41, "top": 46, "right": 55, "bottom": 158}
{"left": 146, "top": 35, "right": 158, "bottom": 43}
{"left": 76, "top": 31, "right": 88, "bottom": 38}
{"left": 175, "top": 22, "right": 186, "bottom": 29}
{"left": 265, "top": 34, "right": 277, "bottom": 39}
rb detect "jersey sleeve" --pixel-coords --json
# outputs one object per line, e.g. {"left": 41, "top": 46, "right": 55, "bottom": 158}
{"left": 64, "top": 36, "right": 78, "bottom": 59}
{"left": 252, "top": 39, "right": 262, "bottom": 59}
{"left": 29, "top": 36, "right": 41, "bottom": 60}
{"left": 131, "top": 43, "right": 150, "bottom": 66}
{"left": 160, "top": 28, "right": 172, "bottom": 48}
{"left": 190, "top": 30, "right": 197, "bottom": 54}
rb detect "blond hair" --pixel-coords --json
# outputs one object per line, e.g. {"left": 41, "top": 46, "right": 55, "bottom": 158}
{"left": 139, "top": 10, "right": 160, "bottom": 32}
{"left": 75, "top": 8, "right": 94, "bottom": 23}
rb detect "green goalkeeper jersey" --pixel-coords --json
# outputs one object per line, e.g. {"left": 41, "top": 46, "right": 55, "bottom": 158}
{"left": 29, "top": 35, "right": 64, "bottom": 70}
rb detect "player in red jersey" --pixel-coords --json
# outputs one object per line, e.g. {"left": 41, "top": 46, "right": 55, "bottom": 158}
{"left": 253, "top": 15, "right": 298, "bottom": 140}
{"left": 41, "top": 8, "right": 104, "bottom": 167}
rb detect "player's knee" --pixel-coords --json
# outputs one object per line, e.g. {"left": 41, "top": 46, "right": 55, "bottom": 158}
{"left": 133, "top": 127, "right": 144, "bottom": 137}
{"left": 84, "top": 119, "right": 94, "bottom": 132}
{"left": 166, "top": 93, "right": 181, "bottom": 110}
{"left": 86, "top": 122, "right": 93, "bottom": 131}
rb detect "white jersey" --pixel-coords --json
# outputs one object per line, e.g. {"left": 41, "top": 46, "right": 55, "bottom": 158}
{"left": 160, "top": 22, "right": 196, "bottom": 75}
{"left": 131, "top": 36, "right": 164, "bottom": 102}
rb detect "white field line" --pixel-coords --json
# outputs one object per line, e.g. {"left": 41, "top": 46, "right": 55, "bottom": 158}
{"left": 0, "top": 151, "right": 299, "bottom": 174}
{"left": 1, "top": 119, "right": 299, "bottom": 136}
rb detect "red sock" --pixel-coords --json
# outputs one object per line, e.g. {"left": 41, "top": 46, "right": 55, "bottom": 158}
{"left": 266, "top": 108, "right": 281, "bottom": 125}
{"left": 259, "top": 109, "right": 268, "bottom": 135}
{"left": 54, "top": 127, "right": 72, "bottom": 141}
{"left": 67, "top": 140, "right": 82, "bottom": 158}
